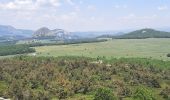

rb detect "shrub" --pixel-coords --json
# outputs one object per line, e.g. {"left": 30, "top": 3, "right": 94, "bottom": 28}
{"left": 57, "top": 88, "right": 68, "bottom": 99}
{"left": 167, "top": 54, "right": 170, "bottom": 57}
{"left": 160, "top": 87, "right": 170, "bottom": 99}
{"left": 133, "top": 86, "right": 155, "bottom": 100}
{"left": 94, "top": 88, "right": 116, "bottom": 100}
{"left": 117, "top": 87, "right": 132, "bottom": 97}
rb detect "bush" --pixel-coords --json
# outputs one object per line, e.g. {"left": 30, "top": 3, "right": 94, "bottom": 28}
{"left": 117, "top": 87, "right": 132, "bottom": 97}
{"left": 133, "top": 86, "right": 155, "bottom": 100}
{"left": 57, "top": 88, "right": 68, "bottom": 99}
{"left": 160, "top": 87, "right": 170, "bottom": 99}
{"left": 94, "top": 88, "right": 116, "bottom": 100}
{"left": 167, "top": 54, "right": 170, "bottom": 57}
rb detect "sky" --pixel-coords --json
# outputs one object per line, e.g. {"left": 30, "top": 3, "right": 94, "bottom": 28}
{"left": 0, "top": 0, "right": 170, "bottom": 31}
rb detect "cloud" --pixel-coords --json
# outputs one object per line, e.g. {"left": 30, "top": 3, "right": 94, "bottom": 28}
{"left": 113, "top": 4, "right": 127, "bottom": 9}
{"left": 116, "top": 14, "right": 160, "bottom": 29}
{"left": 87, "top": 5, "right": 96, "bottom": 11}
{"left": 36, "top": 0, "right": 61, "bottom": 8}
{"left": 66, "top": 0, "right": 75, "bottom": 6}
{"left": 158, "top": 5, "right": 168, "bottom": 11}
{"left": 122, "top": 14, "right": 158, "bottom": 20}
{"left": 0, "top": 0, "right": 61, "bottom": 11}
{"left": 60, "top": 12, "right": 78, "bottom": 21}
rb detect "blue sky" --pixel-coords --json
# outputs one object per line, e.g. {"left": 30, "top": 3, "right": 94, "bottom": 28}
{"left": 0, "top": 0, "right": 170, "bottom": 31}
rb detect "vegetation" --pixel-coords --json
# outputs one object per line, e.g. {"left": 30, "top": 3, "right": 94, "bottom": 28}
{"left": 94, "top": 88, "right": 116, "bottom": 100}
{"left": 17, "top": 38, "right": 107, "bottom": 47}
{"left": 0, "top": 40, "right": 17, "bottom": 46}
{"left": 167, "top": 54, "right": 170, "bottom": 57}
{"left": 113, "top": 28, "right": 170, "bottom": 39}
{"left": 0, "top": 44, "right": 35, "bottom": 56}
{"left": 133, "top": 86, "right": 155, "bottom": 100}
{"left": 0, "top": 56, "right": 169, "bottom": 99}
{"left": 35, "top": 38, "right": 170, "bottom": 61}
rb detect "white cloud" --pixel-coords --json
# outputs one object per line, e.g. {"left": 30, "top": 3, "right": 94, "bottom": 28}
{"left": 87, "top": 5, "right": 96, "bottom": 11}
{"left": 60, "top": 12, "right": 78, "bottom": 21}
{"left": 49, "top": 0, "right": 61, "bottom": 7}
{"left": 113, "top": 4, "right": 127, "bottom": 9}
{"left": 74, "top": 6, "right": 80, "bottom": 12}
{"left": 158, "top": 5, "right": 168, "bottom": 11}
{"left": 15, "top": 0, "right": 32, "bottom": 5}
{"left": 0, "top": 0, "right": 61, "bottom": 11}
{"left": 122, "top": 13, "right": 136, "bottom": 19}
{"left": 66, "top": 0, "right": 75, "bottom": 6}
{"left": 115, "top": 14, "right": 161, "bottom": 29}
{"left": 0, "top": 0, "right": 34, "bottom": 10}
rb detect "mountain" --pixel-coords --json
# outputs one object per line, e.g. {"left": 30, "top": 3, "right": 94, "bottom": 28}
{"left": 97, "top": 32, "right": 125, "bottom": 38}
{"left": 113, "top": 28, "right": 170, "bottom": 39}
{"left": 0, "top": 25, "right": 33, "bottom": 40}
{"left": 33, "top": 27, "right": 51, "bottom": 37}
{"left": 71, "top": 31, "right": 120, "bottom": 38}
{"left": 33, "top": 27, "right": 78, "bottom": 40}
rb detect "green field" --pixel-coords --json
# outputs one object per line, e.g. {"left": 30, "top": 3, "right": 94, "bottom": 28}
{"left": 34, "top": 38, "right": 170, "bottom": 60}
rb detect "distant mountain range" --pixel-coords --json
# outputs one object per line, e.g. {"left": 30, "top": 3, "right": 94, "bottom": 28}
{"left": 0, "top": 25, "right": 33, "bottom": 40}
{"left": 1, "top": 25, "right": 170, "bottom": 41}
{"left": 97, "top": 32, "right": 125, "bottom": 38}
{"left": 70, "top": 31, "right": 120, "bottom": 38}
{"left": 112, "top": 28, "right": 170, "bottom": 39}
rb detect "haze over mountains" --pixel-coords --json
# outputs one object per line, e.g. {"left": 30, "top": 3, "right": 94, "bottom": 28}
{"left": 112, "top": 28, "right": 170, "bottom": 39}
{"left": 0, "top": 25, "right": 33, "bottom": 40}
{"left": 0, "top": 25, "right": 121, "bottom": 40}
{"left": 0, "top": 25, "right": 170, "bottom": 41}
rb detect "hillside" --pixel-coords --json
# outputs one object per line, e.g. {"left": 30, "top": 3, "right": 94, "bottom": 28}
{"left": 0, "top": 25, "right": 33, "bottom": 40}
{"left": 113, "top": 28, "right": 170, "bottom": 39}
{"left": 0, "top": 56, "right": 169, "bottom": 100}
{"left": 33, "top": 27, "right": 78, "bottom": 40}
{"left": 97, "top": 32, "right": 125, "bottom": 38}
{"left": 72, "top": 31, "right": 121, "bottom": 38}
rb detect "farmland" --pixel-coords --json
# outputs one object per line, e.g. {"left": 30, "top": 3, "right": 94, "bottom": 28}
{"left": 34, "top": 38, "right": 170, "bottom": 61}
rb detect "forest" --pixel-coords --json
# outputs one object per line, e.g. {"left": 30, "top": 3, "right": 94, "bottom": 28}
{"left": 0, "top": 45, "right": 35, "bottom": 56}
{"left": 0, "top": 56, "right": 169, "bottom": 100}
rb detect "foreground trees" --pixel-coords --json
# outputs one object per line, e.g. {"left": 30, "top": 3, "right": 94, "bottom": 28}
{"left": 133, "top": 87, "right": 155, "bottom": 100}
{"left": 0, "top": 56, "right": 169, "bottom": 99}
{"left": 94, "top": 88, "right": 116, "bottom": 100}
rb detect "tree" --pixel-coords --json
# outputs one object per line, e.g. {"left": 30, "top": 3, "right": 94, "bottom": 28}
{"left": 94, "top": 88, "right": 117, "bottom": 100}
{"left": 167, "top": 54, "right": 170, "bottom": 57}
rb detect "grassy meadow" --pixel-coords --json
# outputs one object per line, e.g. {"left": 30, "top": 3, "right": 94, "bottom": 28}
{"left": 34, "top": 38, "right": 170, "bottom": 61}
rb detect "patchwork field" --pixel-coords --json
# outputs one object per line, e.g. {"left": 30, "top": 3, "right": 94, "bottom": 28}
{"left": 34, "top": 38, "right": 170, "bottom": 60}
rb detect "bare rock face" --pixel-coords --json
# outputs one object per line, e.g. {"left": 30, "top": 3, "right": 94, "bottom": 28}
{"left": 33, "top": 27, "right": 74, "bottom": 40}
{"left": 33, "top": 27, "right": 51, "bottom": 37}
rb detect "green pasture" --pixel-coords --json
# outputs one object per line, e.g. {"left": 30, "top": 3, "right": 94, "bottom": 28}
{"left": 34, "top": 38, "right": 170, "bottom": 60}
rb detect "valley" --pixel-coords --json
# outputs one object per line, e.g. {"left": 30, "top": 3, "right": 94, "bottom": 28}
{"left": 34, "top": 38, "right": 170, "bottom": 61}
{"left": 0, "top": 26, "right": 170, "bottom": 100}
{"left": 1, "top": 0, "right": 170, "bottom": 99}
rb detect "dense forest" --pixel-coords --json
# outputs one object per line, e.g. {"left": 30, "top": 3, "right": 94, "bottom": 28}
{"left": 0, "top": 56, "right": 169, "bottom": 100}
{"left": 0, "top": 45, "right": 35, "bottom": 56}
